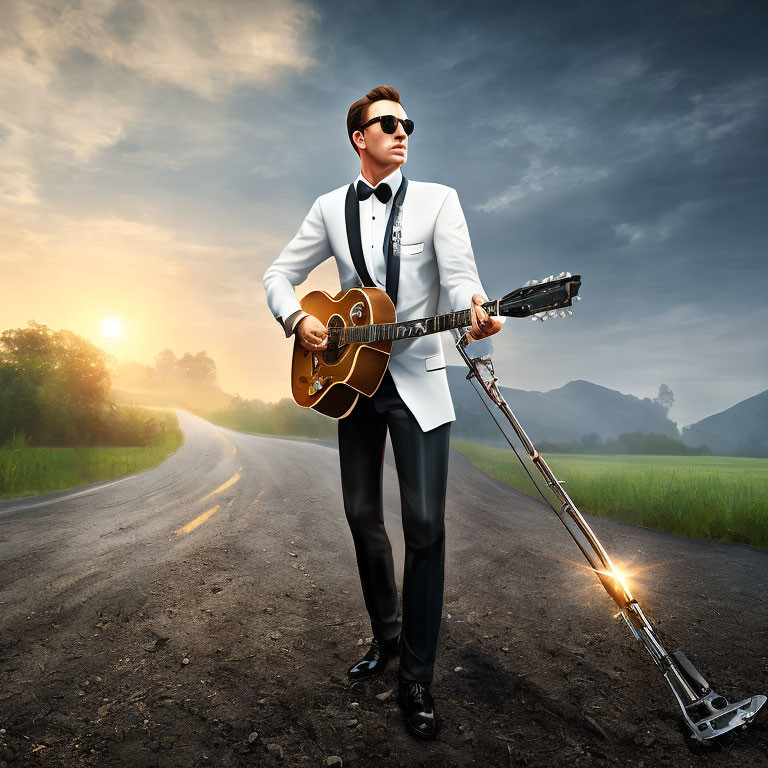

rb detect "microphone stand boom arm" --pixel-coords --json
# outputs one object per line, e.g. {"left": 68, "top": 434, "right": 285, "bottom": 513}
{"left": 451, "top": 328, "right": 766, "bottom": 743}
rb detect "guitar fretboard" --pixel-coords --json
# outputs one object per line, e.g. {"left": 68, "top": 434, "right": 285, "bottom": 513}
{"left": 331, "top": 300, "right": 498, "bottom": 344}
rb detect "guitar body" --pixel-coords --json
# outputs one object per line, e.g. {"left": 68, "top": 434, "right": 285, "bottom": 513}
{"left": 291, "top": 287, "right": 396, "bottom": 418}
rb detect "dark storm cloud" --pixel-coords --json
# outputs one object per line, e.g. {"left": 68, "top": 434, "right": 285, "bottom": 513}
{"left": 291, "top": 0, "right": 767, "bottom": 425}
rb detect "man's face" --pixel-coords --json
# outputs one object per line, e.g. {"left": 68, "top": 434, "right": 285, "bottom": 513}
{"left": 355, "top": 99, "right": 408, "bottom": 166}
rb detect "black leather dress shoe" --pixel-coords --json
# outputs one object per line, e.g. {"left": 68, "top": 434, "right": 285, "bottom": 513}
{"left": 347, "top": 635, "right": 401, "bottom": 680}
{"left": 397, "top": 681, "right": 438, "bottom": 740}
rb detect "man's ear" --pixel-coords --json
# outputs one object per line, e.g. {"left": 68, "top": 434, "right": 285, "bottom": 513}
{"left": 353, "top": 130, "right": 366, "bottom": 151}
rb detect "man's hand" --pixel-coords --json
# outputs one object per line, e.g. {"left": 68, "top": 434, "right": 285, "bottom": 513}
{"left": 296, "top": 315, "right": 328, "bottom": 352}
{"left": 468, "top": 294, "right": 503, "bottom": 341}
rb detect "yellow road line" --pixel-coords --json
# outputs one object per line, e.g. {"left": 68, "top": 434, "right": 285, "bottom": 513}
{"left": 201, "top": 467, "right": 243, "bottom": 501}
{"left": 175, "top": 504, "right": 221, "bottom": 535}
{"left": 215, "top": 430, "right": 237, "bottom": 456}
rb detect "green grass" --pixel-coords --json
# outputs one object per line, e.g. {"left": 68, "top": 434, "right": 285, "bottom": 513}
{"left": 451, "top": 441, "right": 768, "bottom": 549}
{"left": 207, "top": 401, "right": 337, "bottom": 442}
{"left": 0, "top": 410, "right": 184, "bottom": 500}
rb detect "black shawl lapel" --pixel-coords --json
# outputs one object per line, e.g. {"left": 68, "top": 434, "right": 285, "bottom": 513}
{"left": 345, "top": 184, "right": 375, "bottom": 287}
{"left": 383, "top": 175, "right": 408, "bottom": 308}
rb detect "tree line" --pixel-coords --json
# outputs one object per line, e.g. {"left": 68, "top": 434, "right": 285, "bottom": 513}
{"left": 208, "top": 394, "right": 337, "bottom": 441}
{"left": 1, "top": 322, "right": 171, "bottom": 448}
{"left": 537, "top": 431, "right": 712, "bottom": 456}
{"left": 152, "top": 348, "right": 217, "bottom": 382}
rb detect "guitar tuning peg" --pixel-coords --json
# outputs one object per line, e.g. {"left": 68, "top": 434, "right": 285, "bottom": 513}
{"left": 565, "top": 271, "right": 571, "bottom": 277}
{"left": 548, "top": 310, "right": 557, "bottom": 318}
{"left": 557, "top": 271, "right": 566, "bottom": 278}
{"left": 574, "top": 295, "right": 582, "bottom": 301}
{"left": 524, "top": 279, "right": 533, "bottom": 287}
{"left": 559, "top": 310, "right": 566, "bottom": 317}
{"left": 566, "top": 308, "right": 573, "bottom": 315}
{"left": 531, "top": 278, "right": 539, "bottom": 285}
{"left": 541, "top": 314, "right": 548, "bottom": 321}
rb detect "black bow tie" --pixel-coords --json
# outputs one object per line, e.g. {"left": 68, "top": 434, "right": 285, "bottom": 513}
{"left": 356, "top": 180, "right": 392, "bottom": 204}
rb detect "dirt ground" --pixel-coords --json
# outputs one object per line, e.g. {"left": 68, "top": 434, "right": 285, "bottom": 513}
{"left": 1, "top": 417, "right": 766, "bottom": 767}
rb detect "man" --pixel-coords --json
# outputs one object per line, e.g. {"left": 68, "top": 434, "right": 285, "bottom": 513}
{"left": 263, "top": 85, "right": 503, "bottom": 740}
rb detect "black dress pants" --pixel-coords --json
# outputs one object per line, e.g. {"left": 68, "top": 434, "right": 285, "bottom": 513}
{"left": 338, "top": 368, "right": 451, "bottom": 683}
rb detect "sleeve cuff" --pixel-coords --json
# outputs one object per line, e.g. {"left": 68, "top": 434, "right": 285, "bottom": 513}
{"left": 284, "top": 310, "right": 309, "bottom": 338}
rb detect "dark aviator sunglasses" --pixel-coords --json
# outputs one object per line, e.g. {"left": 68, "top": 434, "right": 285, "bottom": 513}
{"left": 359, "top": 114, "right": 414, "bottom": 135}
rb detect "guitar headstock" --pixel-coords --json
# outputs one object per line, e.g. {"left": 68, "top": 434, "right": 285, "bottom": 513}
{"left": 497, "top": 272, "right": 582, "bottom": 321}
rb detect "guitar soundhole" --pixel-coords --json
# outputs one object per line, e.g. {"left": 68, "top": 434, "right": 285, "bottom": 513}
{"left": 323, "top": 314, "right": 345, "bottom": 364}
{"left": 349, "top": 302, "right": 367, "bottom": 325}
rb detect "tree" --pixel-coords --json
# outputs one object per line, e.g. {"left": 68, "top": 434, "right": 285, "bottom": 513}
{"left": 580, "top": 432, "right": 603, "bottom": 451}
{"left": 614, "top": 431, "right": 685, "bottom": 455}
{"left": 152, "top": 349, "right": 216, "bottom": 382}
{"left": 154, "top": 348, "right": 178, "bottom": 378}
{"left": 177, "top": 351, "right": 217, "bottom": 382}
{"left": 654, "top": 383, "right": 675, "bottom": 414}
{"left": 0, "top": 321, "right": 112, "bottom": 445}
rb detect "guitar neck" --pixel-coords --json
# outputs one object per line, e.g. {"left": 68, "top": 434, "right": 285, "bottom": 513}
{"left": 337, "top": 299, "right": 499, "bottom": 344}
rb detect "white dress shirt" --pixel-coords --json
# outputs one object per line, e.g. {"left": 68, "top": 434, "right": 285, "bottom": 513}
{"left": 284, "top": 167, "right": 402, "bottom": 336}
{"left": 356, "top": 166, "right": 401, "bottom": 291}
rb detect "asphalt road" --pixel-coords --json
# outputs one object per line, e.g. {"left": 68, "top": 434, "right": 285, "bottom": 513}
{"left": 0, "top": 409, "right": 766, "bottom": 767}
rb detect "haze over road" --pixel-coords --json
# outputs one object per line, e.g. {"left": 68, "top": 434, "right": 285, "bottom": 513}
{"left": 0, "top": 410, "right": 766, "bottom": 767}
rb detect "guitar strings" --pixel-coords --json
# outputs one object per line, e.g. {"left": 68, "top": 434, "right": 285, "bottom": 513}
{"left": 324, "top": 305, "right": 495, "bottom": 342}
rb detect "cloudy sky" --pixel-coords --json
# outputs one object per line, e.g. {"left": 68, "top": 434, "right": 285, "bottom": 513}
{"left": 1, "top": 0, "right": 766, "bottom": 428}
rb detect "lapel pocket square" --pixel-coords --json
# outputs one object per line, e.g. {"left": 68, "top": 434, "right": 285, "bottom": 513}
{"left": 400, "top": 242, "right": 425, "bottom": 255}
{"left": 425, "top": 352, "right": 445, "bottom": 371}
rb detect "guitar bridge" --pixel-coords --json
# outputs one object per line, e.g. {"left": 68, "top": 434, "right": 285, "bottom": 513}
{"left": 308, "top": 376, "right": 332, "bottom": 396}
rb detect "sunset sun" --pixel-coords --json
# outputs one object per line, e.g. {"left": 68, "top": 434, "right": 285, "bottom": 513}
{"left": 101, "top": 316, "right": 123, "bottom": 339}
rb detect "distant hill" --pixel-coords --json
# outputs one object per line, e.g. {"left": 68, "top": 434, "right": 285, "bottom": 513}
{"left": 446, "top": 366, "right": 678, "bottom": 447}
{"left": 682, "top": 388, "right": 768, "bottom": 457}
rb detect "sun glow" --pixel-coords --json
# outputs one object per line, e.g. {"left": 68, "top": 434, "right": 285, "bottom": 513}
{"left": 101, "top": 316, "right": 123, "bottom": 339}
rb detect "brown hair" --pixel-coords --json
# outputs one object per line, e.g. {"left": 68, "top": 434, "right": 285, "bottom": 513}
{"left": 346, "top": 85, "right": 402, "bottom": 155}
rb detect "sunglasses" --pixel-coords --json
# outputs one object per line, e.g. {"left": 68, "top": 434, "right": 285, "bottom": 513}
{"left": 359, "top": 115, "right": 414, "bottom": 136}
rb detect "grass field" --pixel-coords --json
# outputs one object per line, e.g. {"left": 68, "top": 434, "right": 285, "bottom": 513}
{"left": 451, "top": 440, "right": 768, "bottom": 550}
{"left": 0, "top": 410, "right": 184, "bottom": 500}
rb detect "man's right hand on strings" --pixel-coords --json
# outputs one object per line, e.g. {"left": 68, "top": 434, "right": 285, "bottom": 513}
{"left": 296, "top": 315, "right": 328, "bottom": 352}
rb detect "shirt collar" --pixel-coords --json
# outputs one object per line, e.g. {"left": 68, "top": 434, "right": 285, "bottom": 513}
{"left": 355, "top": 167, "right": 402, "bottom": 199}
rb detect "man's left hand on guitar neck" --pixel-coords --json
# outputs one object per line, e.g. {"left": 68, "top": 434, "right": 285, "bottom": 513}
{"left": 468, "top": 294, "right": 504, "bottom": 341}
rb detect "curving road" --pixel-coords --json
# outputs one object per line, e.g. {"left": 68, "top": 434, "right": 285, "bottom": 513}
{"left": 0, "top": 409, "right": 766, "bottom": 767}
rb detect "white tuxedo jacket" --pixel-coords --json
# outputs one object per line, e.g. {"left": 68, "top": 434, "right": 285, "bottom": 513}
{"left": 263, "top": 175, "right": 494, "bottom": 432}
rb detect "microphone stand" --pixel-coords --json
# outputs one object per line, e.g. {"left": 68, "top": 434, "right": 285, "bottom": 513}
{"left": 450, "top": 328, "right": 766, "bottom": 743}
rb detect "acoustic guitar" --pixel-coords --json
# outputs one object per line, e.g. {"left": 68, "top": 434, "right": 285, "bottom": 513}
{"left": 292, "top": 272, "right": 581, "bottom": 418}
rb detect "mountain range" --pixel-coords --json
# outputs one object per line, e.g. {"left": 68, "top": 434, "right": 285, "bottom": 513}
{"left": 681, "top": 388, "right": 768, "bottom": 456}
{"left": 446, "top": 366, "right": 678, "bottom": 447}
{"left": 446, "top": 366, "right": 767, "bottom": 456}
